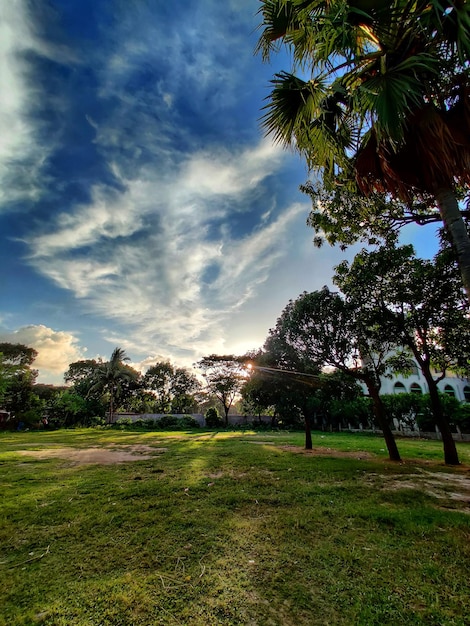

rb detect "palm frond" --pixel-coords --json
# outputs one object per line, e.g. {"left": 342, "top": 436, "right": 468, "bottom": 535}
{"left": 424, "top": 0, "right": 470, "bottom": 63}
{"left": 261, "top": 71, "right": 328, "bottom": 146}
{"left": 255, "top": 0, "right": 301, "bottom": 60}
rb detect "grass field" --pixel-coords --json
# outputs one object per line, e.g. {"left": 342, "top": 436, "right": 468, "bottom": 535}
{"left": 1, "top": 429, "right": 469, "bottom": 625}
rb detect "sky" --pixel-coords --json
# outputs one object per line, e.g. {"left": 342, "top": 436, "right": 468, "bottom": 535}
{"left": 0, "top": 0, "right": 437, "bottom": 385}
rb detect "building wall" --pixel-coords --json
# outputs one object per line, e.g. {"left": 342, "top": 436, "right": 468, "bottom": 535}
{"left": 359, "top": 362, "right": 470, "bottom": 401}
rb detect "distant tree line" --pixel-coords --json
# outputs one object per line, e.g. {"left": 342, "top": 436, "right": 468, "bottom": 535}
{"left": 0, "top": 346, "right": 206, "bottom": 430}
{"left": 1, "top": 245, "right": 470, "bottom": 466}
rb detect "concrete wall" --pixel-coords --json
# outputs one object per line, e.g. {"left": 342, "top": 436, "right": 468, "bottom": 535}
{"left": 115, "top": 413, "right": 205, "bottom": 426}
{"left": 114, "top": 413, "right": 273, "bottom": 427}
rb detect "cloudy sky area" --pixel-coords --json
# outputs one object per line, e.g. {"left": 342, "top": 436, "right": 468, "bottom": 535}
{"left": 0, "top": 0, "right": 435, "bottom": 384}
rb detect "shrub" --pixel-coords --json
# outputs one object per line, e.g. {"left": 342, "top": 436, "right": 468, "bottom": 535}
{"left": 158, "top": 414, "right": 179, "bottom": 428}
{"left": 415, "top": 393, "right": 461, "bottom": 431}
{"left": 86, "top": 416, "right": 106, "bottom": 427}
{"left": 381, "top": 393, "right": 423, "bottom": 430}
{"left": 205, "top": 407, "right": 223, "bottom": 428}
{"left": 116, "top": 417, "right": 134, "bottom": 426}
{"left": 179, "top": 415, "right": 200, "bottom": 428}
{"left": 454, "top": 403, "right": 470, "bottom": 433}
{"left": 111, "top": 415, "right": 200, "bottom": 431}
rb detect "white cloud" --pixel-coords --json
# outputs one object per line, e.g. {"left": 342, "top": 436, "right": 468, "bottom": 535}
{"left": 213, "top": 202, "right": 306, "bottom": 307}
{"left": 29, "top": 184, "right": 147, "bottom": 257}
{"left": 25, "top": 138, "right": 306, "bottom": 366}
{"left": 35, "top": 260, "right": 119, "bottom": 298}
{"left": 183, "top": 140, "right": 284, "bottom": 196}
{"left": 7, "top": 1, "right": 334, "bottom": 379}
{"left": 0, "top": 325, "right": 85, "bottom": 384}
{"left": 0, "top": 1, "right": 73, "bottom": 209}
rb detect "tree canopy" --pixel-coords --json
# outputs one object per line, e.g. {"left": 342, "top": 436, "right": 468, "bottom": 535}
{"left": 88, "top": 348, "right": 139, "bottom": 423}
{"left": 143, "top": 361, "right": 201, "bottom": 414}
{"left": 266, "top": 286, "right": 403, "bottom": 459}
{"left": 0, "top": 343, "right": 39, "bottom": 421}
{"left": 334, "top": 243, "right": 470, "bottom": 464}
{"left": 256, "top": 0, "right": 470, "bottom": 300}
{"left": 196, "top": 355, "right": 246, "bottom": 425}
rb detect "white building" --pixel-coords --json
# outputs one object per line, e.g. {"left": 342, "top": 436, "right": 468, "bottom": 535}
{"left": 367, "top": 359, "right": 470, "bottom": 402}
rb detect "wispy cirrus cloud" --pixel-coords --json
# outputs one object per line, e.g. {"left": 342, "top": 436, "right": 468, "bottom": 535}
{"left": 2, "top": 0, "right": 322, "bottom": 384}
{"left": 26, "top": 138, "right": 305, "bottom": 362}
{"left": 0, "top": 2, "right": 45, "bottom": 208}
{"left": 0, "top": 1, "right": 78, "bottom": 210}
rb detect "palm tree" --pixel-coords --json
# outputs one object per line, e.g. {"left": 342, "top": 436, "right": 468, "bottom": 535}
{"left": 89, "top": 347, "right": 136, "bottom": 423}
{"left": 256, "top": 0, "right": 470, "bottom": 300}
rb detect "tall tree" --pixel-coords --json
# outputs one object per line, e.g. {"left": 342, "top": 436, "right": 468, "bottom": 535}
{"left": 170, "top": 367, "right": 201, "bottom": 414}
{"left": 89, "top": 348, "right": 139, "bottom": 423}
{"left": 335, "top": 244, "right": 470, "bottom": 465}
{"left": 196, "top": 355, "right": 245, "bottom": 426}
{"left": 0, "top": 343, "right": 37, "bottom": 367}
{"left": 257, "top": 1, "right": 470, "bottom": 300}
{"left": 0, "top": 343, "right": 39, "bottom": 418}
{"left": 269, "top": 288, "right": 404, "bottom": 461}
{"left": 143, "top": 362, "right": 175, "bottom": 413}
{"left": 302, "top": 181, "right": 469, "bottom": 251}
{"left": 143, "top": 362, "right": 201, "bottom": 414}
{"left": 64, "top": 359, "right": 100, "bottom": 387}
{"left": 63, "top": 359, "right": 107, "bottom": 418}
{"left": 259, "top": 335, "right": 323, "bottom": 449}
{"left": 241, "top": 368, "right": 278, "bottom": 422}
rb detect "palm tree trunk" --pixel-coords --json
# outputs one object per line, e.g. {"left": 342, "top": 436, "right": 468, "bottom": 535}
{"left": 434, "top": 187, "right": 470, "bottom": 305}
{"left": 365, "top": 379, "right": 401, "bottom": 462}
{"left": 109, "top": 393, "right": 114, "bottom": 425}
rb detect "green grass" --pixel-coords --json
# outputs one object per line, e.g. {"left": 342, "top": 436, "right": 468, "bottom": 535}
{"left": 1, "top": 429, "right": 469, "bottom": 625}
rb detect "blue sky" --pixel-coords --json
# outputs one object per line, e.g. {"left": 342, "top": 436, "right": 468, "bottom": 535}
{"left": 0, "top": 0, "right": 437, "bottom": 384}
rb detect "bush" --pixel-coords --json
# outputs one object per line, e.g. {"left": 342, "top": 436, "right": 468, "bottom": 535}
{"left": 416, "top": 392, "right": 461, "bottom": 431}
{"left": 112, "top": 415, "right": 200, "bottom": 431}
{"left": 116, "top": 417, "right": 134, "bottom": 427}
{"left": 179, "top": 415, "right": 200, "bottom": 428}
{"left": 158, "top": 414, "right": 179, "bottom": 428}
{"left": 205, "top": 407, "right": 223, "bottom": 428}
{"left": 454, "top": 403, "right": 470, "bottom": 433}
{"left": 381, "top": 393, "right": 423, "bottom": 430}
{"left": 86, "top": 416, "right": 106, "bottom": 427}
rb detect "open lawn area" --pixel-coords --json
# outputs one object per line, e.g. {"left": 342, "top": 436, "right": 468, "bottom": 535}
{"left": 1, "top": 429, "right": 470, "bottom": 625}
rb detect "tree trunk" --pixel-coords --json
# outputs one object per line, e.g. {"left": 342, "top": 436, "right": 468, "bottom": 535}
{"left": 435, "top": 187, "right": 470, "bottom": 305}
{"left": 223, "top": 404, "right": 229, "bottom": 427}
{"left": 304, "top": 413, "right": 313, "bottom": 450}
{"left": 422, "top": 370, "right": 460, "bottom": 465}
{"left": 365, "top": 380, "right": 401, "bottom": 462}
{"left": 109, "top": 393, "right": 114, "bottom": 425}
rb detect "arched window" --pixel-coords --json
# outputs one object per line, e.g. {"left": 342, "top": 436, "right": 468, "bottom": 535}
{"left": 410, "top": 383, "right": 422, "bottom": 395}
{"left": 409, "top": 362, "right": 419, "bottom": 376}
{"left": 444, "top": 384, "right": 456, "bottom": 397}
{"left": 393, "top": 381, "right": 406, "bottom": 394}
{"left": 463, "top": 386, "right": 470, "bottom": 402}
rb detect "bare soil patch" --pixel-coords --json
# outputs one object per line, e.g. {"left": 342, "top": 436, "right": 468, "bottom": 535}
{"left": 281, "top": 445, "right": 470, "bottom": 511}
{"left": 17, "top": 444, "right": 166, "bottom": 465}
{"left": 380, "top": 469, "right": 470, "bottom": 509}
